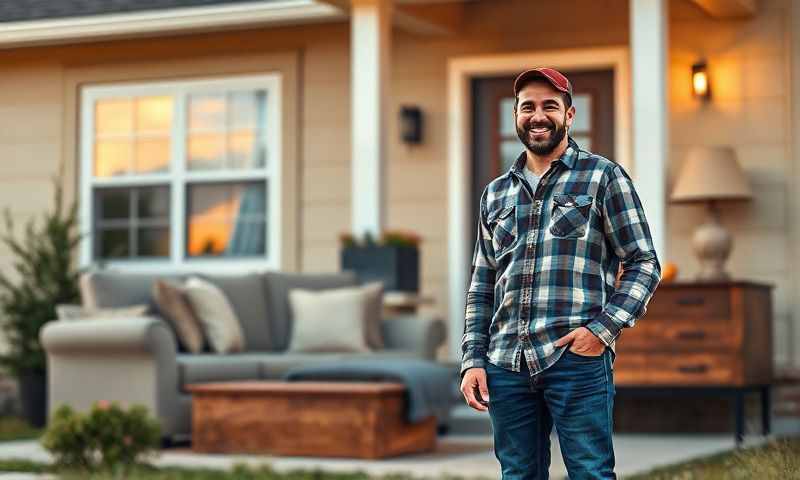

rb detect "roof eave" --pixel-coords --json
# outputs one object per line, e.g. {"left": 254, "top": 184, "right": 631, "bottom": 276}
{"left": 0, "top": 0, "right": 346, "bottom": 49}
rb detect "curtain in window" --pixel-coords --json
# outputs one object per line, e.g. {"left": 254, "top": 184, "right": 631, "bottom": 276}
{"left": 226, "top": 184, "right": 266, "bottom": 256}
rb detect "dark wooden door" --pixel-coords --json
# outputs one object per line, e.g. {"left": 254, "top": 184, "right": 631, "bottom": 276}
{"left": 470, "top": 69, "right": 615, "bottom": 242}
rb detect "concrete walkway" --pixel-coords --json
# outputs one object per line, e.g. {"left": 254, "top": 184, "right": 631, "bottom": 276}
{"left": 0, "top": 433, "right": 777, "bottom": 479}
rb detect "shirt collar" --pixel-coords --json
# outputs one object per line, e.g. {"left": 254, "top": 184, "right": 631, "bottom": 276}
{"left": 509, "top": 136, "right": 580, "bottom": 178}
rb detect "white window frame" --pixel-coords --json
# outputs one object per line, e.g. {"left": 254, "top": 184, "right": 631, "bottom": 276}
{"left": 79, "top": 73, "right": 282, "bottom": 273}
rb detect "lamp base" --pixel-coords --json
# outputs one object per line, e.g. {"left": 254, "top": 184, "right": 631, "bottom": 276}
{"left": 692, "top": 202, "right": 732, "bottom": 282}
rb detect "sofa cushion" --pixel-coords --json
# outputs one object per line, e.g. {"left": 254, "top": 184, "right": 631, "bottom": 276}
{"left": 152, "top": 280, "right": 205, "bottom": 353}
{"left": 262, "top": 271, "right": 359, "bottom": 351}
{"left": 184, "top": 277, "right": 245, "bottom": 354}
{"left": 257, "top": 351, "right": 420, "bottom": 379}
{"left": 256, "top": 353, "right": 344, "bottom": 379}
{"left": 80, "top": 271, "right": 185, "bottom": 313}
{"left": 177, "top": 354, "right": 262, "bottom": 392}
{"left": 338, "top": 350, "right": 420, "bottom": 361}
{"left": 201, "top": 273, "right": 271, "bottom": 352}
{"left": 362, "top": 282, "right": 385, "bottom": 349}
{"left": 287, "top": 287, "right": 371, "bottom": 353}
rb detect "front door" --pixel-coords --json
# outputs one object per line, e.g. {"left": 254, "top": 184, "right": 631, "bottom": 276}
{"left": 470, "top": 69, "right": 615, "bottom": 243}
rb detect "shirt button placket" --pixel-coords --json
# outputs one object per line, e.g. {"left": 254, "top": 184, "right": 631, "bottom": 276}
{"left": 518, "top": 198, "right": 540, "bottom": 370}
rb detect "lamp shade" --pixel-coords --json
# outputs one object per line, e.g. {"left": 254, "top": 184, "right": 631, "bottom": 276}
{"left": 671, "top": 146, "right": 752, "bottom": 203}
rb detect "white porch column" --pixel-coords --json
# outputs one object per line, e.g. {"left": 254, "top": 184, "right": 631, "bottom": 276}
{"left": 630, "top": 0, "right": 668, "bottom": 263}
{"left": 351, "top": 0, "right": 392, "bottom": 238}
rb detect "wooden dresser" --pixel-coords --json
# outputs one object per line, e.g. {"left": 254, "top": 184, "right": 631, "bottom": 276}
{"left": 612, "top": 281, "right": 774, "bottom": 444}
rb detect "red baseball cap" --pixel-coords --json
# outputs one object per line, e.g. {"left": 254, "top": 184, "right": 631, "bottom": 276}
{"left": 513, "top": 67, "right": 573, "bottom": 101}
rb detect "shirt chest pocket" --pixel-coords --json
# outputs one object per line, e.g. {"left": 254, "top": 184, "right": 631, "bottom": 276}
{"left": 549, "top": 194, "right": 593, "bottom": 239}
{"left": 488, "top": 205, "right": 518, "bottom": 261}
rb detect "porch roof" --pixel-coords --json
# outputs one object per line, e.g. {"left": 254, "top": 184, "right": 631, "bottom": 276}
{"left": 0, "top": 0, "right": 278, "bottom": 23}
{"left": 0, "top": 0, "right": 346, "bottom": 49}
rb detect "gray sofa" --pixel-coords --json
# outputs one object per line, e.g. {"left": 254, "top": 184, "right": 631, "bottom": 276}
{"left": 40, "top": 270, "right": 447, "bottom": 440}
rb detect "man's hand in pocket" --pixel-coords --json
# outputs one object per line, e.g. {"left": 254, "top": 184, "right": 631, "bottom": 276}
{"left": 554, "top": 326, "right": 605, "bottom": 356}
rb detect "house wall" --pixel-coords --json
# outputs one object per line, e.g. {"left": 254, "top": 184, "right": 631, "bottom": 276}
{"left": 389, "top": 0, "right": 796, "bottom": 367}
{"left": 0, "top": 0, "right": 794, "bottom": 368}
{"left": 667, "top": 0, "right": 794, "bottom": 369}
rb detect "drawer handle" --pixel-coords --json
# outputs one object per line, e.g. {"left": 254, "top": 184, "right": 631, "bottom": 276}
{"left": 676, "top": 297, "right": 705, "bottom": 306}
{"left": 676, "top": 330, "right": 707, "bottom": 340}
{"left": 677, "top": 364, "right": 709, "bottom": 374}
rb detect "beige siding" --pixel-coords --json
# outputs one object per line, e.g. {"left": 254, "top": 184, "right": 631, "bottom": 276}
{"left": 0, "top": 64, "right": 63, "bottom": 353}
{"left": 0, "top": 0, "right": 794, "bottom": 367}
{"left": 300, "top": 33, "right": 351, "bottom": 273}
{"left": 668, "top": 0, "right": 793, "bottom": 367}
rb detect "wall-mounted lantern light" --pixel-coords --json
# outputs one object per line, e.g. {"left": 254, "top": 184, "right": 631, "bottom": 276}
{"left": 692, "top": 61, "right": 711, "bottom": 101}
{"left": 400, "top": 106, "right": 423, "bottom": 145}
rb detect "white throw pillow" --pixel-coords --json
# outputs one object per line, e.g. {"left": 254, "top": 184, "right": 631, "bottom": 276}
{"left": 183, "top": 277, "right": 245, "bottom": 354}
{"left": 288, "top": 286, "right": 371, "bottom": 353}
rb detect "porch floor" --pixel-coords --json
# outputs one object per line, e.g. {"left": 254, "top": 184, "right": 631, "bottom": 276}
{"left": 0, "top": 431, "right": 789, "bottom": 479}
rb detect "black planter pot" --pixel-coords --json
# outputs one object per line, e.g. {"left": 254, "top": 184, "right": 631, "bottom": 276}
{"left": 18, "top": 371, "right": 47, "bottom": 428}
{"left": 341, "top": 245, "right": 419, "bottom": 292}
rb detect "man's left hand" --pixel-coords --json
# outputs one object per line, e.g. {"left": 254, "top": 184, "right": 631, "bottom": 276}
{"left": 553, "top": 327, "right": 605, "bottom": 356}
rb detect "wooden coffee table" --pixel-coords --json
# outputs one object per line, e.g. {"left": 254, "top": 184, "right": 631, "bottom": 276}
{"left": 186, "top": 381, "right": 437, "bottom": 459}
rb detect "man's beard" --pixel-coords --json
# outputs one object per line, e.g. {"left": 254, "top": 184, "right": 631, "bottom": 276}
{"left": 516, "top": 119, "right": 567, "bottom": 156}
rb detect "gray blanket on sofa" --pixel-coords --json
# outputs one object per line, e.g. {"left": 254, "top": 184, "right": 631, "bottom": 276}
{"left": 282, "top": 358, "right": 456, "bottom": 425}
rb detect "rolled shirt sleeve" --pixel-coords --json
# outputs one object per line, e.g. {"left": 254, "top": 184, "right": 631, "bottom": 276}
{"left": 586, "top": 164, "right": 662, "bottom": 346}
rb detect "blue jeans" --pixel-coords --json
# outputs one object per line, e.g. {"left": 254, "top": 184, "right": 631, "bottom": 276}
{"left": 486, "top": 349, "right": 616, "bottom": 479}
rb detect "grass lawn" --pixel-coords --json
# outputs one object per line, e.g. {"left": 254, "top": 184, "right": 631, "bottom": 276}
{"left": 0, "top": 416, "right": 42, "bottom": 442}
{"left": 0, "top": 461, "right": 492, "bottom": 479}
{"left": 0, "top": 437, "right": 795, "bottom": 479}
{"left": 626, "top": 436, "right": 800, "bottom": 479}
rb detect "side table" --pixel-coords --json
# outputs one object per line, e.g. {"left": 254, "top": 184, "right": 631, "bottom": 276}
{"left": 383, "top": 291, "right": 435, "bottom": 316}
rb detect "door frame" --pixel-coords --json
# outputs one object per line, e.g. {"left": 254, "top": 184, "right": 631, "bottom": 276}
{"left": 446, "top": 47, "right": 631, "bottom": 359}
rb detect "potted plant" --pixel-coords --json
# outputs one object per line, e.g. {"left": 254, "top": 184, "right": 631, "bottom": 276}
{"left": 0, "top": 180, "right": 82, "bottom": 427}
{"left": 339, "top": 230, "right": 421, "bottom": 292}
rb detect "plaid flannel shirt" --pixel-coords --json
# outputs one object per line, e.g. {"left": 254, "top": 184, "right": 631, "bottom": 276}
{"left": 461, "top": 137, "right": 661, "bottom": 378}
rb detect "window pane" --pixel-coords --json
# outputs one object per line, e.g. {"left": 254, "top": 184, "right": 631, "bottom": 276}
{"left": 187, "top": 133, "right": 225, "bottom": 170}
{"left": 135, "top": 137, "right": 170, "bottom": 174}
{"left": 138, "top": 227, "right": 170, "bottom": 257}
{"left": 95, "top": 99, "right": 133, "bottom": 136}
{"left": 186, "top": 182, "right": 266, "bottom": 257}
{"left": 97, "top": 228, "right": 130, "bottom": 259}
{"left": 500, "top": 140, "right": 522, "bottom": 174}
{"left": 188, "top": 94, "right": 226, "bottom": 131}
{"left": 229, "top": 91, "right": 262, "bottom": 128}
{"left": 96, "top": 189, "right": 130, "bottom": 220}
{"left": 94, "top": 186, "right": 170, "bottom": 260}
{"left": 137, "top": 186, "right": 170, "bottom": 219}
{"left": 95, "top": 140, "right": 132, "bottom": 177}
{"left": 571, "top": 94, "right": 592, "bottom": 133}
{"left": 136, "top": 96, "right": 172, "bottom": 133}
{"left": 499, "top": 97, "right": 516, "bottom": 137}
{"left": 228, "top": 129, "right": 264, "bottom": 169}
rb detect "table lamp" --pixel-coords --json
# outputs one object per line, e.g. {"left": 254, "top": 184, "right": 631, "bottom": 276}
{"left": 670, "top": 146, "right": 752, "bottom": 281}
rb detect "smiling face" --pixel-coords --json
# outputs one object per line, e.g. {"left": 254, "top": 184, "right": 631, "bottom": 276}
{"left": 514, "top": 80, "right": 575, "bottom": 156}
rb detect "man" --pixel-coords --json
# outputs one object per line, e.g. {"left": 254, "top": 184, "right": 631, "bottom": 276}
{"left": 459, "top": 68, "right": 661, "bottom": 479}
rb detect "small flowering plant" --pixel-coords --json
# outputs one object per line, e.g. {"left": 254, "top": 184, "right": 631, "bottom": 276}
{"left": 41, "top": 400, "right": 161, "bottom": 473}
{"left": 339, "top": 229, "right": 421, "bottom": 248}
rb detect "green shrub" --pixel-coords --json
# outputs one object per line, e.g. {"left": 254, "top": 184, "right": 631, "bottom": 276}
{"left": 41, "top": 401, "right": 161, "bottom": 474}
{"left": 0, "top": 180, "right": 82, "bottom": 377}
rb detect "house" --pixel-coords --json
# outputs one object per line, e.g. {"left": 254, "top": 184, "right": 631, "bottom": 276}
{"left": 0, "top": 0, "right": 796, "bottom": 383}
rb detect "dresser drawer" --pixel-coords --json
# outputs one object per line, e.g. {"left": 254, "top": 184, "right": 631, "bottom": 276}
{"left": 613, "top": 352, "right": 739, "bottom": 386}
{"left": 645, "top": 288, "right": 730, "bottom": 320}
{"left": 619, "top": 320, "right": 741, "bottom": 350}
